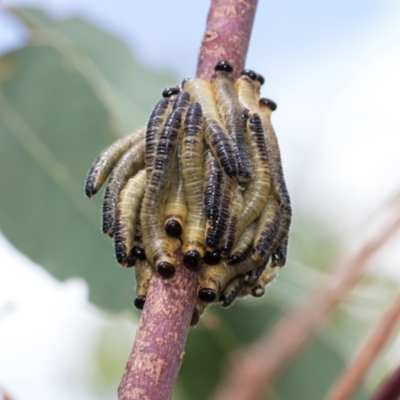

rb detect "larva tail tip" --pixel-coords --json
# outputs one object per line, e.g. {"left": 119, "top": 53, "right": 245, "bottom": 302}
{"left": 165, "top": 220, "right": 183, "bottom": 238}
{"left": 157, "top": 262, "right": 176, "bottom": 279}
{"left": 199, "top": 288, "right": 217, "bottom": 303}
{"left": 134, "top": 295, "right": 146, "bottom": 310}
{"left": 203, "top": 250, "right": 221, "bottom": 265}
{"left": 215, "top": 60, "right": 234, "bottom": 73}
{"left": 183, "top": 251, "right": 202, "bottom": 271}
{"left": 252, "top": 286, "right": 265, "bottom": 298}
{"left": 220, "top": 295, "right": 233, "bottom": 308}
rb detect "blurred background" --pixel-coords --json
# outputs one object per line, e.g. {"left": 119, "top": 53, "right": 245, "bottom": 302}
{"left": 1, "top": 1, "right": 400, "bottom": 399}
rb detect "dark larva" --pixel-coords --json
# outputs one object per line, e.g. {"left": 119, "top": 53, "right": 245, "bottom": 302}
{"left": 85, "top": 126, "right": 146, "bottom": 198}
{"left": 234, "top": 113, "right": 271, "bottom": 241}
{"left": 182, "top": 77, "right": 238, "bottom": 178}
{"left": 181, "top": 102, "right": 206, "bottom": 270}
{"left": 203, "top": 147, "right": 224, "bottom": 223}
{"left": 198, "top": 257, "right": 262, "bottom": 303}
{"left": 211, "top": 62, "right": 252, "bottom": 186}
{"left": 220, "top": 183, "right": 243, "bottom": 257}
{"left": 164, "top": 155, "right": 188, "bottom": 238}
{"left": 134, "top": 259, "right": 153, "bottom": 310}
{"left": 258, "top": 98, "right": 291, "bottom": 209}
{"left": 219, "top": 274, "right": 246, "bottom": 308}
{"left": 113, "top": 169, "right": 147, "bottom": 267}
{"left": 102, "top": 138, "right": 145, "bottom": 236}
{"left": 141, "top": 109, "right": 182, "bottom": 279}
{"left": 131, "top": 215, "right": 146, "bottom": 261}
{"left": 252, "top": 194, "right": 281, "bottom": 262}
{"left": 205, "top": 175, "right": 234, "bottom": 251}
{"left": 145, "top": 97, "right": 172, "bottom": 182}
{"left": 228, "top": 220, "right": 258, "bottom": 265}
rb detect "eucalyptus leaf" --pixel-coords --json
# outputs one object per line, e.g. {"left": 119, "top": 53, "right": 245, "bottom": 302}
{"left": 0, "top": 8, "right": 176, "bottom": 311}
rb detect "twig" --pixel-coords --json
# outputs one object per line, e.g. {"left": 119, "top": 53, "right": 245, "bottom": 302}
{"left": 325, "top": 290, "right": 400, "bottom": 400}
{"left": 196, "top": 0, "right": 258, "bottom": 81}
{"left": 211, "top": 203, "right": 400, "bottom": 400}
{"left": 118, "top": 1, "right": 258, "bottom": 399}
{"left": 370, "top": 364, "right": 400, "bottom": 400}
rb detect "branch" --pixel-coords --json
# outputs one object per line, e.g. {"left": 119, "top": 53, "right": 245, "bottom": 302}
{"left": 211, "top": 203, "right": 400, "bottom": 400}
{"left": 118, "top": 1, "right": 258, "bottom": 399}
{"left": 325, "top": 290, "right": 400, "bottom": 400}
{"left": 370, "top": 364, "right": 400, "bottom": 400}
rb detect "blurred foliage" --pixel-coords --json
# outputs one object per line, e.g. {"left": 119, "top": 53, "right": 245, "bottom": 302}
{"left": 0, "top": 7, "right": 397, "bottom": 400}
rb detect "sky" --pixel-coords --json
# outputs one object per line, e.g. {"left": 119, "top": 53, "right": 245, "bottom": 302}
{"left": 1, "top": 1, "right": 400, "bottom": 398}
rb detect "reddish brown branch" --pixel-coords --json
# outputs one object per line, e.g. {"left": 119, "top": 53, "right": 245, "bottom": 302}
{"left": 370, "top": 364, "right": 400, "bottom": 400}
{"left": 325, "top": 290, "right": 400, "bottom": 400}
{"left": 211, "top": 204, "right": 400, "bottom": 400}
{"left": 118, "top": 1, "right": 258, "bottom": 399}
{"left": 196, "top": 0, "right": 258, "bottom": 81}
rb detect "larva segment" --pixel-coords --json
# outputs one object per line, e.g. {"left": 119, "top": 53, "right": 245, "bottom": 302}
{"left": 134, "top": 259, "right": 153, "bottom": 310}
{"left": 205, "top": 175, "right": 234, "bottom": 251}
{"left": 198, "top": 258, "right": 261, "bottom": 303}
{"left": 182, "top": 77, "right": 238, "bottom": 179}
{"left": 84, "top": 126, "right": 146, "bottom": 198}
{"left": 164, "top": 156, "right": 188, "bottom": 238}
{"left": 172, "top": 90, "right": 191, "bottom": 113}
{"left": 141, "top": 109, "right": 182, "bottom": 279}
{"left": 252, "top": 195, "right": 281, "bottom": 262}
{"left": 113, "top": 169, "right": 147, "bottom": 267}
{"left": 102, "top": 138, "right": 145, "bottom": 236}
{"left": 240, "top": 265, "right": 277, "bottom": 298}
{"left": 211, "top": 64, "right": 252, "bottom": 186}
{"left": 145, "top": 97, "right": 171, "bottom": 182}
{"left": 270, "top": 202, "right": 292, "bottom": 267}
{"left": 220, "top": 275, "right": 246, "bottom": 308}
{"left": 258, "top": 98, "right": 291, "bottom": 209}
{"left": 181, "top": 102, "right": 206, "bottom": 270}
{"left": 220, "top": 183, "right": 243, "bottom": 257}
{"left": 131, "top": 216, "right": 146, "bottom": 261}
{"left": 235, "top": 113, "right": 271, "bottom": 241}
{"left": 228, "top": 220, "right": 258, "bottom": 265}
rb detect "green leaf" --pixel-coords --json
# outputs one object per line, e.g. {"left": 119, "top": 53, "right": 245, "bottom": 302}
{"left": 0, "top": 7, "right": 176, "bottom": 311}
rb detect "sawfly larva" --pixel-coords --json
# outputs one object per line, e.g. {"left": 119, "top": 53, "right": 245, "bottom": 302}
{"left": 84, "top": 126, "right": 146, "bottom": 198}
{"left": 198, "top": 257, "right": 261, "bottom": 303}
{"left": 182, "top": 77, "right": 238, "bottom": 178}
{"left": 102, "top": 138, "right": 145, "bottom": 236}
{"left": 181, "top": 102, "right": 206, "bottom": 270}
{"left": 234, "top": 112, "right": 271, "bottom": 241}
{"left": 145, "top": 97, "right": 172, "bottom": 182}
{"left": 258, "top": 98, "right": 290, "bottom": 209}
{"left": 228, "top": 220, "right": 258, "bottom": 265}
{"left": 220, "top": 183, "right": 243, "bottom": 257}
{"left": 113, "top": 169, "right": 147, "bottom": 266}
{"left": 252, "top": 194, "right": 281, "bottom": 262}
{"left": 131, "top": 215, "right": 146, "bottom": 261}
{"left": 219, "top": 274, "right": 246, "bottom": 308}
{"left": 141, "top": 109, "right": 182, "bottom": 279}
{"left": 205, "top": 175, "right": 234, "bottom": 251}
{"left": 133, "top": 259, "right": 153, "bottom": 310}
{"left": 211, "top": 61, "right": 252, "bottom": 186}
{"left": 164, "top": 152, "right": 187, "bottom": 238}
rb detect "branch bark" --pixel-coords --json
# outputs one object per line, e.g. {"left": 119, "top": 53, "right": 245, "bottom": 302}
{"left": 325, "top": 289, "right": 400, "bottom": 400}
{"left": 118, "top": 1, "right": 258, "bottom": 399}
{"left": 370, "top": 364, "right": 400, "bottom": 400}
{"left": 211, "top": 203, "right": 400, "bottom": 400}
